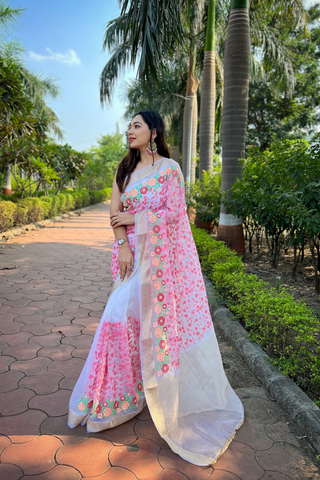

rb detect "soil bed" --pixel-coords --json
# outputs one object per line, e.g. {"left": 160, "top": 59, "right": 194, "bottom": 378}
{"left": 211, "top": 231, "right": 320, "bottom": 322}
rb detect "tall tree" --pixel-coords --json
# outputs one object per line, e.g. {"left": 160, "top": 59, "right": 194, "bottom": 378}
{"left": 216, "top": 0, "right": 251, "bottom": 254}
{"left": 199, "top": 0, "right": 216, "bottom": 179}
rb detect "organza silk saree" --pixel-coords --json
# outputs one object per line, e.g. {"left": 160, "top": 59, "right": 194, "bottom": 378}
{"left": 68, "top": 157, "right": 244, "bottom": 465}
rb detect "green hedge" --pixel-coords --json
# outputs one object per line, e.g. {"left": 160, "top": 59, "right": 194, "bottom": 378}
{"left": 0, "top": 187, "right": 112, "bottom": 233}
{"left": 191, "top": 224, "right": 320, "bottom": 405}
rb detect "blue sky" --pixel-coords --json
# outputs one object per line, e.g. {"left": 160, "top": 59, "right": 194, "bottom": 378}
{"left": 8, "top": 0, "right": 136, "bottom": 151}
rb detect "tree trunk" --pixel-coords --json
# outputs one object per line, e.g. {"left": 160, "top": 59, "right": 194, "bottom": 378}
{"left": 199, "top": 0, "right": 215, "bottom": 180}
{"left": 171, "top": 146, "right": 180, "bottom": 163}
{"left": 3, "top": 162, "right": 12, "bottom": 194}
{"left": 182, "top": 39, "right": 199, "bottom": 183}
{"left": 216, "top": 0, "right": 250, "bottom": 255}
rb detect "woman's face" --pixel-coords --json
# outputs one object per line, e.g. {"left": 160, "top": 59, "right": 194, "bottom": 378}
{"left": 128, "top": 114, "right": 155, "bottom": 150}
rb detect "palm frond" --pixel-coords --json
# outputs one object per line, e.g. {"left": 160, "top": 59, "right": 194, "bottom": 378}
{"left": 251, "top": 13, "right": 296, "bottom": 96}
{"left": 100, "top": 42, "right": 132, "bottom": 105}
{"left": 250, "top": 52, "right": 265, "bottom": 83}
{"left": 0, "top": 1, "right": 25, "bottom": 38}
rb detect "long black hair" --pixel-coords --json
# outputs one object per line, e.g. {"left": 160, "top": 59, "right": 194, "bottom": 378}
{"left": 116, "top": 110, "right": 170, "bottom": 193}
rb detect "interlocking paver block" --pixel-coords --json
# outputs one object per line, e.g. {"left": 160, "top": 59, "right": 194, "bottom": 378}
{"left": 62, "top": 334, "right": 93, "bottom": 349}
{"left": 38, "top": 344, "right": 75, "bottom": 361}
{"left": 0, "top": 355, "right": 15, "bottom": 373}
{"left": 48, "top": 357, "right": 85, "bottom": 377}
{"left": 28, "top": 389, "right": 71, "bottom": 416}
{"left": 41, "top": 414, "right": 88, "bottom": 444}
{"left": 51, "top": 324, "right": 83, "bottom": 337}
{"left": 1, "top": 435, "right": 62, "bottom": 475}
{"left": 158, "top": 446, "right": 213, "bottom": 480}
{"left": 18, "top": 464, "right": 82, "bottom": 480}
{"left": 266, "top": 421, "right": 300, "bottom": 447}
{"left": 29, "top": 333, "right": 62, "bottom": 347}
{"left": 96, "top": 418, "right": 138, "bottom": 445}
{"left": 1, "top": 331, "right": 32, "bottom": 346}
{"left": 56, "top": 437, "right": 112, "bottom": 477}
{"left": 0, "top": 409, "right": 47, "bottom": 436}
{"left": 84, "top": 467, "right": 137, "bottom": 479}
{"left": 0, "top": 370, "right": 25, "bottom": 393}
{"left": 0, "top": 388, "right": 35, "bottom": 416}
{"left": 11, "top": 356, "right": 52, "bottom": 375}
{"left": 256, "top": 443, "right": 320, "bottom": 479}
{"left": 19, "top": 371, "right": 64, "bottom": 394}
{"left": 2, "top": 344, "right": 41, "bottom": 360}
{"left": 234, "top": 417, "right": 274, "bottom": 451}
{"left": 109, "top": 438, "right": 162, "bottom": 479}
{"left": 135, "top": 419, "right": 169, "bottom": 449}
{"left": 21, "top": 322, "right": 55, "bottom": 335}
{"left": 0, "top": 463, "right": 23, "bottom": 480}
{"left": 213, "top": 441, "right": 264, "bottom": 480}
{"left": 0, "top": 435, "right": 10, "bottom": 455}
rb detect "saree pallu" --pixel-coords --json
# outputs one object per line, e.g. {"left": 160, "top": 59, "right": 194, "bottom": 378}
{"left": 68, "top": 157, "right": 244, "bottom": 466}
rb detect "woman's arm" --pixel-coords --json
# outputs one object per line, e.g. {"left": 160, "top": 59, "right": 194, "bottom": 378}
{"left": 110, "top": 174, "right": 134, "bottom": 281}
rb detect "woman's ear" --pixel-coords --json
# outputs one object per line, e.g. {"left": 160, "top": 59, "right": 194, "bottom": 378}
{"left": 152, "top": 128, "right": 157, "bottom": 140}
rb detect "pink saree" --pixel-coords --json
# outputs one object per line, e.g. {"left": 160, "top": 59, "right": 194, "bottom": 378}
{"left": 68, "top": 157, "right": 244, "bottom": 465}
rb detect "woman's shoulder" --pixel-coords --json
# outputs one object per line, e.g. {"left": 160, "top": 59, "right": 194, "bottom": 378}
{"left": 163, "top": 158, "right": 182, "bottom": 172}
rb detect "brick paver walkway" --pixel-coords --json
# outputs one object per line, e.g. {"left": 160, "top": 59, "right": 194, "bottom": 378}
{"left": 0, "top": 202, "right": 319, "bottom": 480}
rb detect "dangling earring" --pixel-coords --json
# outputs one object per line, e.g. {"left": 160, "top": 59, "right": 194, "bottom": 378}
{"left": 135, "top": 150, "right": 140, "bottom": 157}
{"left": 147, "top": 139, "right": 158, "bottom": 155}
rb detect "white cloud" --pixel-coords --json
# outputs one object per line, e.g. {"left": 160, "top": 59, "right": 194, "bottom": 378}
{"left": 29, "top": 48, "right": 81, "bottom": 65}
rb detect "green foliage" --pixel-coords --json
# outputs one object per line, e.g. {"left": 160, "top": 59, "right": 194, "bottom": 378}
{"left": 191, "top": 224, "right": 320, "bottom": 404}
{"left": 0, "top": 199, "right": 15, "bottom": 231}
{"left": 185, "top": 165, "right": 221, "bottom": 222}
{"left": 224, "top": 137, "right": 320, "bottom": 284}
{"left": 247, "top": 3, "right": 320, "bottom": 151}
{"left": 78, "top": 131, "right": 126, "bottom": 190}
{"left": 0, "top": 187, "right": 112, "bottom": 233}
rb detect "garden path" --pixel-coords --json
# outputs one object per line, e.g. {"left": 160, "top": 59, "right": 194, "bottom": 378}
{"left": 0, "top": 202, "right": 319, "bottom": 480}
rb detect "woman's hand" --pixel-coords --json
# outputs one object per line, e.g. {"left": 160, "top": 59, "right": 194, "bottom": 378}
{"left": 118, "top": 243, "right": 134, "bottom": 281}
{"left": 110, "top": 211, "right": 135, "bottom": 228}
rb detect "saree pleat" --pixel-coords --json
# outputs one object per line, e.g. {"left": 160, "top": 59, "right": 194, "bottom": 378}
{"left": 68, "top": 157, "right": 244, "bottom": 465}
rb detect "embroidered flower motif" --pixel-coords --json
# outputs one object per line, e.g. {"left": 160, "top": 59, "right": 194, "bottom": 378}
{"left": 155, "top": 346, "right": 160, "bottom": 352}
{"left": 159, "top": 339, "right": 166, "bottom": 349}
{"left": 158, "top": 176, "right": 165, "bottom": 184}
{"left": 116, "top": 408, "right": 122, "bottom": 413}
{"left": 120, "top": 396, "right": 125, "bottom": 402}
{"left": 157, "top": 293, "right": 164, "bottom": 302}
{"left": 156, "top": 269, "right": 163, "bottom": 278}
{"left": 152, "top": 258, "right": 160, "bottom": 267}
{"left": 78, "top": 402, "right": 85, "bottom": 411}
{"left": 154, "top": 304, "right": 162, "bottom": 314}
{"left": 148, "top": 178, "right": 156, "bottom": 186}
{"left": 137, "top": 383, "right": 142, "bottom": 391}
{"left": 114, "top": 401, "right": 119, "bottom": 409}
{"left": 122, "top": 401, "right": 129, "bottom": 410}
{"left": 98, "top": 413, "right": 103, "bottom": 419}
{"left": 158, "top": 316, "right": 165, "bottom": 325}
{"left": 104, "top": 408, "right": 112, "bottom": 417}
{"left": 161, "top": 280, "right": 165, "bottom": 286}
{"left": 155, "top": 246, "right": 162, "bottom": 255}
{"left": 157, "top": 371, "right": 162, "bottom": 377}
{"left": 132, "top": 396, "right": 137, "bottom": 405}
{"left": 151, "top": 236, "right": 157, "bottom": 244}
{"left": 162, "top": 364, "right": 169, "bottom": 373}
{"left": 126, "top": 198, "right": 132, "bottom": 205}
{"left": 157, "top": 352, "right": 165, "bottom": 362}
{"left": 87, "top": 400, "right": 93, "bottom": 409}
{"left": 149, "top": 215, "right": 156, "bottom": 223}
{"left": 140, "top": 186, "right": 148, "bottom": 194}
{"left": 95, "top": 404, "right": 102, "bottom": 413}
{"left": 154, "top": 281, "right": 161, "bottom": 290}
{"left": 130, "top": 188, "right": 138, "bottom": 196}
{"left": 155, "top": 328, "right": 163, "bottom": 338}
{"left": 153, "top": 225, "right": 160, "bottom": 233}
{"left": 162, "top": 303, "right": 167, "bottom": 309}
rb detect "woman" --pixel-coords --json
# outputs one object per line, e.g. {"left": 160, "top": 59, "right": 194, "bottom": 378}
{"left": 68, "top": 110, "right": 244, "bottom": 466}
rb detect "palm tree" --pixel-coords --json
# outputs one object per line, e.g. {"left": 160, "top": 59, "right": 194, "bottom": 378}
{"left": 216, "top": 0, "right": 250, "bottom": 254}
{"left": 199, "top": 0, "right": 216, "bottom": 179}
{"left": 216, "top": 0, "right": 307, "bottom": 253}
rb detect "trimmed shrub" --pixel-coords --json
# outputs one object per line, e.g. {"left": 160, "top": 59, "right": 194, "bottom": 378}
{"left": 0, "top": 201, "right": 16, "bottom": 231}
{"left": 18, "top": 198, "right": 46, "bottom": 224}
{"left": 191, "top": 224, "right": 320, "bottom": 405}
